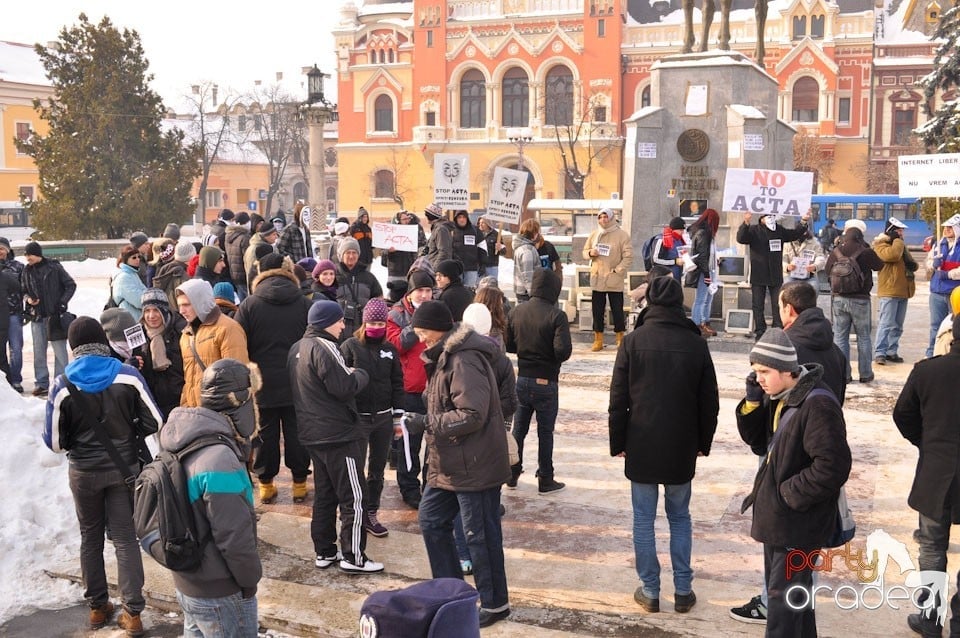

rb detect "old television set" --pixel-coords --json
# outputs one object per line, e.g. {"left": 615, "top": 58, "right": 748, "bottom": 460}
{"left": 575, "top": 266, "right": 592, "bottom": 295}
{"left": 724, "top": 308, "right": 755, "bottom": 335}
{"left": 628, "top": 271, "right": 645, "bottom": 292}
{"left": 717, "top": 255, "right": 747, "bottom": 283}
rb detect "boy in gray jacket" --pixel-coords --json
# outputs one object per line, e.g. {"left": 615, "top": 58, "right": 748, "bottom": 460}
{"left": 155, "top": 359, "right": 263, "bottom": 637}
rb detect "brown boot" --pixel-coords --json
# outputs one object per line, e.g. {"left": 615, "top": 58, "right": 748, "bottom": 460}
{"left": 591, "top": 331, "right": 604, "bottom": 352}
{"left": 615, "top": 331, "right": 625, "bottom": 347}
{"left": 703, "top": 322, "right": 717, "bottom": 336}
{"left": 117, "top": 609, "right": 144, "bottom": 637}
{"left": 700, "top": 323, "right": 716, "bottom": 338}
{"left": 89, "top": 601, "right": 115, "bottom": 629}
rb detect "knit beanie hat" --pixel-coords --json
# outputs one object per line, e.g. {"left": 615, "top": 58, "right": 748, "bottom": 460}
{"left": 408, "top": 270, "right": 436, "bottom": 291}
{"left": 25, "top": 241, "right": 42, "bottom": 257}
{"left": 293, "top": 264, "right": 308, "bottom": 283}
{"left": 462, "top": 303, "right": 492, "bottom": 336}
{"left": 312, "top": 259, "right": 338, "bottom": 279}
{"left": 297, "top": 257, "right": 317, "bottom": 274}
{"left": 219, "top": 209, "right": 235, "bottom": 222}
{"left": 259, "top": 223, "right": 278, "bottom": 241}
{"left": 646, "top": 275, "right": 683, "bottom": 308}
{"left": 213, "top": 281, "right": 236, "bottom": 302}
{"left": 749, "top": 328, "right": 799, "bottom": 373}
{"left": 258, "top": 252, "right": 284, "bottom": 272}
{"left": 668, "top": 216, "right": 686, "bottom": 230}
{"left": 163, "top": 223, "right": 181, "bottom": 241}
{"left": 118, "top": 245, "right": 140, "bottom": 268}
{"left": 141, "top": 288, "right": 169, "bottom": 310}
{"left": 253, "top": 243, "right": 274, "bottom": 264}
{"left": 235, "top": 212, "right": 250, "bottom": 226}
{"left": 411, "top": 300, "right": 454, "bottom": 332}
{"left": 477, "top": 276, "right": 499, "bottom": 290}
{"left": 424, "top": 203, "right": 443, "bottom": 221}
{"left": 130, "top": 232, "right": 149, "bottom": 249}
{"left": 338, "top": 237, "right": 361, "bottom": 261}
{"left": 100, "top": 308, "right": 137, "bottom": 342}
{"left": 68, "top": 316, "right": 110, "bottom": 350}
{"left": 174, "top": 240, "right": 196, "bottom": 263}
{"left": 362, "top": 298, "right": 389, "bottom": 323}
{"left": 436, "top": 259, "right": 463, "bottom": 282}
{"left": 0, "top": 237, "right": 10, "bottom": 252}
{"left": 308, "top": 300, "right": 344, "bottom": 330}
{"left": 199, "top": 246, "right": 223, "bottom": 270}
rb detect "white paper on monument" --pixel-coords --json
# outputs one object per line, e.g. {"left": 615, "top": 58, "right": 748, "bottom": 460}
{"left": 685, "top": 85, "right": 708, "bottom": 116}
{"left": 124, "top": 324, "right": 147, "bottom": 350}
{"left": 372, "top": 222, "right": 419, "bottom": 252}
{"left": 898, "top": 153, "right": 960, "bottom": 198}
{"left": 434, "top": 154, "right": 470, "bottom": 208}
{"left": 721, "top": 168, "right": 813, "bottom": 217}
{"left": 485, "top": 166, "right": 527, "bottom": 225}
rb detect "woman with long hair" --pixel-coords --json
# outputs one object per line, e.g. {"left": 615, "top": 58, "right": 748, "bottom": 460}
{"left": 688, "top": 208, "right": 721, "bottom": 337}
{"left": 473, "top": 285, "right": 508, "bottom": 350}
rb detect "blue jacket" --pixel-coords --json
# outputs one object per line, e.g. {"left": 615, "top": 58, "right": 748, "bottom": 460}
{"left": 44, "top": 354, "right": 161, "bottom": 472}
{"left": 112, "top": 263, "right": 147, "bottom": 321}
{"left": 931, "top": 236, "right": 960, "bottom": 295}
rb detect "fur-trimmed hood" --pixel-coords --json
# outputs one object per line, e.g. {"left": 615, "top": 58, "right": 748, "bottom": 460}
{"left": 423, "top": 323, "right": 500, "bottom": 367}
{"left": 250, "top": 255, "right": 299, "bottom": 295}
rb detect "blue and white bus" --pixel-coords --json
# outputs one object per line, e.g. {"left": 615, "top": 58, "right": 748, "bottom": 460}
{"left": 809, "top": 194, "right": 928, "bottom": 248}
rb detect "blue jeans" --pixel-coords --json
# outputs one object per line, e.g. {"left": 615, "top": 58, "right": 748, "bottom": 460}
{"left": 483, "top": 266, "right": 499, "bottom": 282}
{"left": 690, "top": 274, "right": 714, "bottom": 326}
{"left": 631, "top": 481, "right": 693, "bottom": 599}
{"left": 462, "top": 271, "right": 479, "bottom": 288}
{"left": 418, "top": 485, "right": 509, "bottom": 612}
{"left": 177, "top": 590, "right": 258, "bottom": 638}
{"left": 831, "top": 296, "right": 873, "bottom": 380}
{"left": 513, "top": 377, "right": 559, "bottom": 477}
{"left": 874, "top": 297, "right": 908, "bottom": 358}
{"left": 928, "top": 291, "right": 951, "bottom": 358}
{"left": 8, "top": 314, "right": 23, "bottom": 384}
{"left": 31, "top": 319, "right": 69, "bottom": 390}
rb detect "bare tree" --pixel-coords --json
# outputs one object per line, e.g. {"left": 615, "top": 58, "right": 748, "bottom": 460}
{"left": 542, "top": 91, "right": 620, "bottom": 199}
{"left": 180, "top": 82, "right": 244, "bottom": 224}
{"left": 848, "top": 138, "right": 924, "bottom": 194}
{"left": 792, "top": 127, "right": 834, "bottom": 191}
{"left": 243, "top": 82, "right": 307, "bottom": 215}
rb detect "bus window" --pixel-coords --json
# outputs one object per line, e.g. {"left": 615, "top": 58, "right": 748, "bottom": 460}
{"left": 810, "top": 204, "right": 822, "bottom": 222}
{"left": 891, "top": 203, "right": 919, "bottom": 220}
{"left": 860, "top": 203, "right": 885, "bottom": 221}
{"left": 828, "top": 203, "right": 854, "bottom": 221}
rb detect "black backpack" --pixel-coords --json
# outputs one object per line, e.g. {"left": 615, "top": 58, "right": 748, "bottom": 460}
{"left": 104, "top": 276, "right": 119, "bottom": 311}
{"left": 641, "top": 235, "right": 660, "bottom": 271}
{"left": 829, "top": 247, "right": 865, "bottom": 295}
{"left": 133, "top": 433, "right": 234, "bottom": 572}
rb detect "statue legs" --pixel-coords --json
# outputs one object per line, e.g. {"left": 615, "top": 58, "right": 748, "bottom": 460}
{"left": 698, "top": 0, "right": 715, "bottom": 52}
{"left": 719, "top": 0, "right": 732, "bottom": 49}
{"left": 754, "top": 0, "right": 768, "bottom": 62}
{"left": 682, "top": 0, "right": 695, "bottom": 53}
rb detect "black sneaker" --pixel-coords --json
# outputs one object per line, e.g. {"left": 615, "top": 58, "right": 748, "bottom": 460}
{"left": 31, "top": 387, "right": 47, "bottom": 397}
{"left": 674, "top": 591, "right": 697, "bottom": 613}
{"left": 633, "top": 587, "right": 659, "bottom": 613}
{"left": 885, "top": 354, "right": 904, "bottom": 363}
{"left": 874, "top": 356, "right": 887, "bottom": 366}
{"left": 402, "top": 493, "right": 421, "bottom": 510}
{"left": 729, "top": 594, "right": 767, "bottom": 624}
{"left": 11, "top": 384, "right": 23, "bottom": 394}
{"left": 538, "top": 478, "right": 565, "bottom": 494}
{"left": 859, "top": 374, "right": 875, "bottom": 383}
{"left": 506, "top": 466, "right": 521, "bottom": 489}
{"left": 478, "top": 608, "right": 510, "bottom": 628}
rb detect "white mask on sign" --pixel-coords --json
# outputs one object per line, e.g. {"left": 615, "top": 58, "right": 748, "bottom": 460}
{"left": 763, "top": 216, "right": 777, "bottom": 231}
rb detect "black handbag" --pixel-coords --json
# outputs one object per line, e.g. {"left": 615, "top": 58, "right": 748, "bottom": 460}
{"left": 47, "top": 311, "right": 76, "bottom": 341}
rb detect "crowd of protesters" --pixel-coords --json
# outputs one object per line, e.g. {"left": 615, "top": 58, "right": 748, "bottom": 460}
{"left": 12, "top": 201, "right": 960, "bottom": 637}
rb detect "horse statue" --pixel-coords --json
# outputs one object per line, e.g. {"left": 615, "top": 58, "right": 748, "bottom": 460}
{"left": 682, "top": 0, "right": 769, "bottom": 63}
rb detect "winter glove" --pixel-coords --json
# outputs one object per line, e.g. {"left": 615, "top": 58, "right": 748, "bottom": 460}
{"left": 745, "top": 371, "right": 764, "bottom": 403}
{"left": 403, "top": 412, "right": 427, "bottom": 434}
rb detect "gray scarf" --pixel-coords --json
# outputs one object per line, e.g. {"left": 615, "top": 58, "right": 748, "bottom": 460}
{"left": 144, "top": 321, "right": 171, "bottom": 371}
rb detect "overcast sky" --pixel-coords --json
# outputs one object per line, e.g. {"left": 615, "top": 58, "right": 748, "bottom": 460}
{"left": 0, "top": 0, "right": 351, "bottom": 106}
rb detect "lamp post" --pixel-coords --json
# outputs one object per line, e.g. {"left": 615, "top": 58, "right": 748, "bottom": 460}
{"left": 507, "top": 127, "right": 533, "bottom": 170}
{"left": 301, "top": 64, "right": 338, "bottom": 233}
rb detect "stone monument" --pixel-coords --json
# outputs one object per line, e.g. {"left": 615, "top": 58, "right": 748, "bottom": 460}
{"left": 620, "top": 50, "right": 795, "bottom": 268}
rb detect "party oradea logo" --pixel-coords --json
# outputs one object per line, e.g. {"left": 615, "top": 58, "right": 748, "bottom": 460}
{"left": 359, "top": 612, "right": 378, "bottom": 638}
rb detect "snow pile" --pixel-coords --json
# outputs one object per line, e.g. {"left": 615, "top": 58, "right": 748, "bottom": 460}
{"left": 0, "top": 383, "right": 81, "bottom": 623}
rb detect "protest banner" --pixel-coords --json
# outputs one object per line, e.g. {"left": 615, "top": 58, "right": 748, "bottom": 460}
{"left": 722, "top": 168, "right": 814, "bottom": 217}
{"left": 484, "top": 166, "right": 527, "bottom": 225}
{"left": 898, "top": 153, "right": 960, "bottom": 198}
{"left": 372, "top": 222, "right": 419, "bottom": 252}
{"left": 434, "top": 154, "right": 470, "bottom": 209}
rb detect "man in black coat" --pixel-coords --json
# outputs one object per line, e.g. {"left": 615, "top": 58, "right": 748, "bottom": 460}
{"left": 505, "top": 269, "right": 572, "bottom": 493}
{"left": 893, "top": 316, "right": 960, "bottom": 637}
{"left": 235, "top": 253, "right": 313, "bottom": 504}
{"left": 736, "top": 212, "right": 810, "bottom": 340}
{"left": 435, "top": 260, "right": 474, "bottom": 322}
{"left": 736, "top": 330, "right": 850, "bottom": 638}
{"left": 335, "top": 238, "right": 383, "bottom": 341}
{"left": 608, "top": 276, "right": 718, "bottom": 615}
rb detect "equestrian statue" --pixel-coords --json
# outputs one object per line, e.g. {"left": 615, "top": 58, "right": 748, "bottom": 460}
{"left": 682, "top": 0, "right": 769, "bottom": 63}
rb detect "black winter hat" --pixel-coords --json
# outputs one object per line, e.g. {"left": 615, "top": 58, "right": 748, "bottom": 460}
{"left": 219, "top": 209, "right": 235, "bottom": 222}
{"left": 0, "top": 237, "right": 11, "bottom": 252}
{"left": 68, "top": 316, "right": 109, "bottom": 350}
{"left": 436, "top": 259, "right": 463, "bottom": 282}
{"left": 308, "top": 300, "right": 345, "bottom": 330}
{"left": 408, "top": 270, "right": 436, "bottom": 291}
{"left": 162, "top": 223, "right": 181, "bottom": 241}
{"left": 253, "top": 243, "right": 274, "bottom": 264}
{"left": 235, "top": 212, "right": 250, "bottom": 226}
{"left": 259, "top": 252, "right": 284, "bottom": 272}
{"left": 646, "top": 275, "right": 684, "bottom": 308}
{"left": 200, "top": 359, "right": 259, "bottom": 437}
{"left": 668, "top": 217, "right": 686, "bottom": 230}
{"left": 130, "top": 232, "right": 149, "bottom": 249}
{"left": 411, "top": 300, "right": 454, "bottom": 332}
{"left": 25, "top": 241, "right": 42, "bottom": 257}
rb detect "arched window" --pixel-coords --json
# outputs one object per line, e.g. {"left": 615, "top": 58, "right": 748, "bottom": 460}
{"left": 502, "top": 67, "right": 529, "bottom": 128}
{"left": 325, "top": 186, "right": 337, "bottom": 211}
{"left": 544, "top": 66, "right": 574, "bottom": 126}
{"left": 460, "top": 69, "right": 485, "bottom": 129}
{"left": 388, "top": 49, "right": 395, "bottom": 63}
{"left": 792, "top": 16, "right": 807, "bottom": 39}
{"left": 375, "top": 170, "right": 395, "bottom": 199}
{"left": 374, "top": 94, "right": 393, "bottom": 132}
{"left": 641, "top": 85, "right": 651, "bottom": 108}
{"left": 810, "top": 15, "right": 825, "bottom": 38}
{"left": 792, "top": 77, "right": 819, "bottom": 122}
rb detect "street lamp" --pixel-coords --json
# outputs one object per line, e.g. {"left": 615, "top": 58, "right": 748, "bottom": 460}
{"left": 301, "top": 64, "right": 339, "bottom": 234}
{"left": 507, "top": 127, "right": 534, "bottom": 170}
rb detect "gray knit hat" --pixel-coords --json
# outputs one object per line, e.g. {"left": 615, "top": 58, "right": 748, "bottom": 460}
{"left": 749, "top": 328, "right": 799, "bottom": 373}
{"left": 338, "top": 237, "right": 361, "bottom": 260}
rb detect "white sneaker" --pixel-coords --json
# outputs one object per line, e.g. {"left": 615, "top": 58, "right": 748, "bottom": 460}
{"left": 339, "top": 555, "right": 384, "bottom": 574}
{"left": 315, "top": 551, "right": 341, "bottom": 569}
